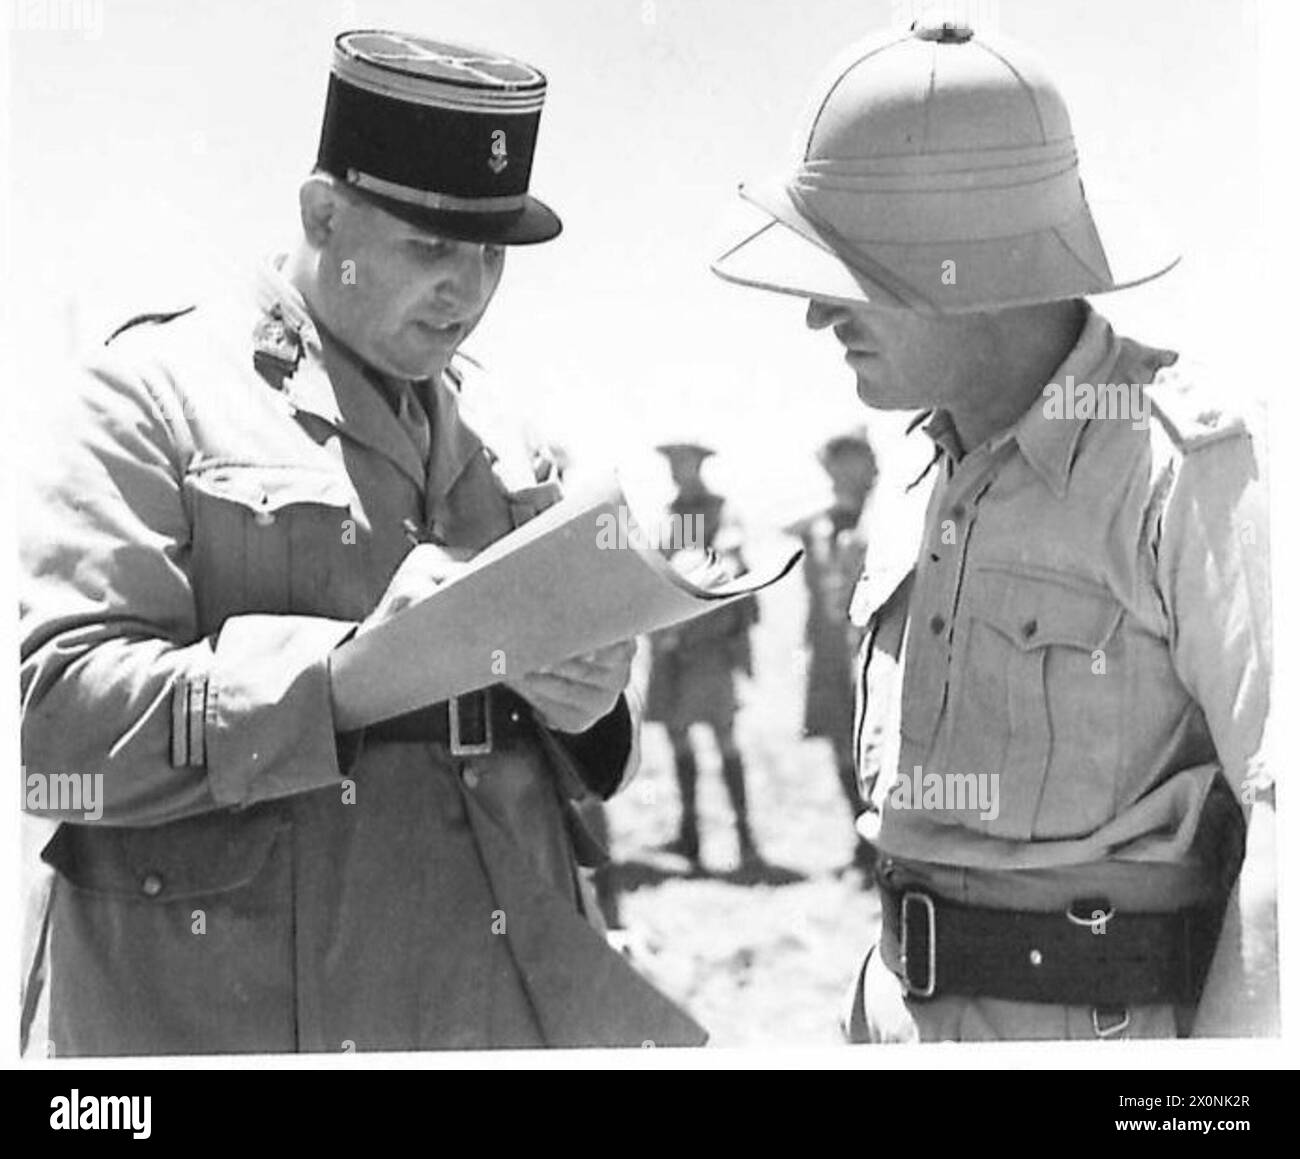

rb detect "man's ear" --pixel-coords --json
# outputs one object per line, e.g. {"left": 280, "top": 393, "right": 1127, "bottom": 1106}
{"left": 299, "top": 174, "right": 345, "bottom": 247}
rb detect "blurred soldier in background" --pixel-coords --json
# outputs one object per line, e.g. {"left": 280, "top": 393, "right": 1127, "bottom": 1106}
{"left": 790, "top": 430, "right": 878, "bottom": 874}
{"left": 645, "top": 442, "right": 762, "bottom": 870}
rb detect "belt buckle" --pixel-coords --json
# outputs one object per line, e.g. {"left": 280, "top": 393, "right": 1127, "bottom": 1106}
{"left": 899, "top": 890, "right": 937, "bottom": 999}
{"left": 1092, "top": 1007, "right": 1131, "bottom": 1039}
{"left": 449, "top": 690, "right": 493, "bottom": 757}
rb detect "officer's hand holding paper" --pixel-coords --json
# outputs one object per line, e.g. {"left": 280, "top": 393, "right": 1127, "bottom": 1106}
{"left": 505, "top": 640, "right": 637, "bottom": 734}
{"left": 361, "top": 542, "right": 473, "bottom": 628}
{"left": 329, "top": 472, "right": 800, "bottom": 730}
{"left": 338, "top": 522, "right": 638, "bottom": 734}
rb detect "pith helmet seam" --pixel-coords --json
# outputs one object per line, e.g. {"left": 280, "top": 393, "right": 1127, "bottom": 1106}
{"left": 975, "top": 39, "right": 1049, "bottom": 142}
{"left": 802, "top": 34, "right": 909, "bottom": 160}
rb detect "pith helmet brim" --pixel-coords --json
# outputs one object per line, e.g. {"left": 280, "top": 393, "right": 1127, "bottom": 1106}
{"left": 712, "top": 177, "right": 1179, "bottom": 314}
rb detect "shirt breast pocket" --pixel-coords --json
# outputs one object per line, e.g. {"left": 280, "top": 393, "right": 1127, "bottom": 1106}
{"left": 183, "top": 462, "right": 356, "bottom": 627}
{"left": 949, "top": 565, "right": 1123, "bottom": 840}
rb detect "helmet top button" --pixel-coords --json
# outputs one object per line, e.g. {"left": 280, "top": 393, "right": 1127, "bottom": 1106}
{"left": 913, "top": 20, "right": 975, "bottom": 44}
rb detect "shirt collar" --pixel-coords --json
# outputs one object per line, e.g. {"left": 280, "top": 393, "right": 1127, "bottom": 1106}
{"left": 252, "top": 255, "right": 424, "bottom": 485}
{"left": 918, "top": 304, "right": 1122, "bottom": 500}
{"left": 1012, "top": 304, "right": 1120, "bottom": 498}
{"left": 251, "top": 254, "right": 488, "bottom": 500}
{"left": 425, "top": 371, "right": 487, "bottom": 502}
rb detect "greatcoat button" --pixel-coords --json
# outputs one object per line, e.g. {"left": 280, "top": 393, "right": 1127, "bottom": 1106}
{"left": 140, "top": 873, "right": 164, "bottom": 898}
{"left": 461, "top": 765, "right": 480, "bottom": 790}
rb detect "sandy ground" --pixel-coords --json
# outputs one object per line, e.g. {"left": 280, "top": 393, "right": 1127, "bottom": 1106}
{"left": 603, "top": 563, "right": 881, "bottom": 1047}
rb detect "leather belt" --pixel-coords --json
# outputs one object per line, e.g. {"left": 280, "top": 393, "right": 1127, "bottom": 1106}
{"left": 360, "top": 687, "right": 533, "bottom": 755}
{"left": 880, "top": 880, "right": 1222, "bottom": 1008}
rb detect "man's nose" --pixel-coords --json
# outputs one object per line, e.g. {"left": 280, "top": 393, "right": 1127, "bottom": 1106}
{"left": 435, "top": 243, "right": 492, "bottom": 312}
{"left": 805, "top": 297, "right": 844, "bottom": 331}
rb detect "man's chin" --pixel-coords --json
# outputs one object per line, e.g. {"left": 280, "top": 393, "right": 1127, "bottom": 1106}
{"left": 854, "top": 375, "right": 908, "bottom": 410}
{"left": 379, "top": 344, "right": 453, "bottom": 383}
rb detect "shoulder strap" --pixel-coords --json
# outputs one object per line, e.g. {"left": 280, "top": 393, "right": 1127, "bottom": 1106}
{"left": 104, "top": 306, "right": 196, "bottom": 346}
{"left": 1146, "top": 362, "right": 1247, "bottom": 453}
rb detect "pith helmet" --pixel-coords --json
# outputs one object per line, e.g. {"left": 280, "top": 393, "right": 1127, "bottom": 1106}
{"left": 713, "top": 19, "right": 1178, "bottom": 313}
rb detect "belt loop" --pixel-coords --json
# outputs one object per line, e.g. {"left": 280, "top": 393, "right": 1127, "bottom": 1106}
{"left": 450, "top": 689, "right": 494, "bottom": 756}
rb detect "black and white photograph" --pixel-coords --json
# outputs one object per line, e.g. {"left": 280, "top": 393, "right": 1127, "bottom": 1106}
{"left": 3, "top": 0, "right": 1294, "bottom": 1105}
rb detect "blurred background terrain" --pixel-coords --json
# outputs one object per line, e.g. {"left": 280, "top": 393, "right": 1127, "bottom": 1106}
{"left": 609, "top": 569, "right": 880, "bottom": 1047}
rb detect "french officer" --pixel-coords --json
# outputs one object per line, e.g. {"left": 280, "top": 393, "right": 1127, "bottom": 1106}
{"left": 20, "top": 29, "right": 705, "bottom": 1055}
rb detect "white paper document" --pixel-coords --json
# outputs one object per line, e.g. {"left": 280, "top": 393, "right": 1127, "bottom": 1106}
{"left": 330, "top": 472, "right": 802, "bottom": 727}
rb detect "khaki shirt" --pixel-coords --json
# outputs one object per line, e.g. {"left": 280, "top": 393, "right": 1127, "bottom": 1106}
{"left": 853, "top": 307, "right": 1269, "bottom": 899}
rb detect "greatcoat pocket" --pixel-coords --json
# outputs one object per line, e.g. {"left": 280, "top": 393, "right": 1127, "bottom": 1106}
{"left": 183, "top": 461, "right": 356, "bottom": 626}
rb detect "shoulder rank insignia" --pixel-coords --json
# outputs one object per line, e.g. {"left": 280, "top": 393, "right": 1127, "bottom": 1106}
{"left": 1146, "top": 362, "right": 1247, "bottom": 453}
{"left": 252, "top": 306, "right": 303, "bottom": 391}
